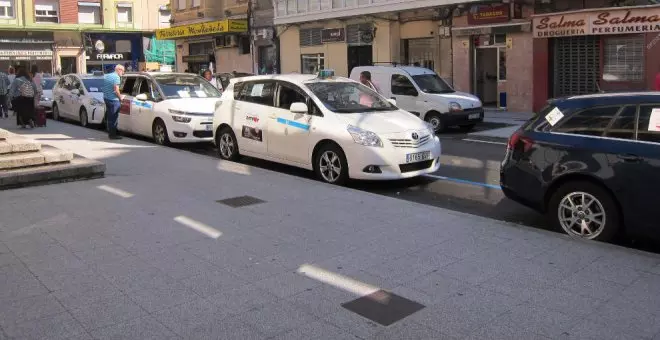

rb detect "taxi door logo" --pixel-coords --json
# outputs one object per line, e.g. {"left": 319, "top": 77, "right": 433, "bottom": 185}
{"left": 242, "top": 126, "right": 262, "bottom": 142}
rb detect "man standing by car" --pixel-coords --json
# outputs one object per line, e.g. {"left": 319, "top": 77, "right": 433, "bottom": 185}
{"left": 102, "top": 64, "right": 125, "bottom": 140}
{"left": 359, "top": 71, "right": 380, "bottom": 94}
{"left": 0, "top": 69, "right": 9, "bottom": 118}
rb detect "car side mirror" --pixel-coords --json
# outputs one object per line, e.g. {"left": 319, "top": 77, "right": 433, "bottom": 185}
{"left": 290, "top": 102, "right": 308, "bottom": 114}
{"left": 387, "top": 98, "right": 397, "bottom": 106}
{"left": 71, "top": 89, "right": 80, "bottom": 95}
{"left": 135, "top": 93, "right": 148, "bottom": 101}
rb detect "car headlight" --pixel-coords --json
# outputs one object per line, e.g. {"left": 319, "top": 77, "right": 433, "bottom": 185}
{"left": 449, "top": 102, "right": 462, "bottom": 112}
{"left": 40, "top": 96, "right": 51, "bottom": 102}
{"left": 90, "top": 98, "right": 103, "bottom": 106}
{"left": 172, "top": 115, "right": 192, "bottom": 123}
{"left": 347, "top": 125, "right": 382, "bottom": 147}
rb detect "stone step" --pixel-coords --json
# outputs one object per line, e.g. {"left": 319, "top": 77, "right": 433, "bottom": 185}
{"left": 0, "top": 135, "right": 41, "bottom": 154}
{"left": 0, "top": 149, "right": 73, "bottom": 170}
{"left": 0, "top": 129, "right": 8, "bottom": 140}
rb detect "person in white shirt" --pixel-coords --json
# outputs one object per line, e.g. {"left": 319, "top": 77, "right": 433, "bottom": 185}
{"left": 359, "top": 71, "right": 380, "bottom": 94}
{"left": 30, "top": 65, "right": 43, "bottom": 107}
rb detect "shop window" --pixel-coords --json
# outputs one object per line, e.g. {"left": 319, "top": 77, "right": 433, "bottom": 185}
{"left": 239, "top": 36, "right": 250, "bottom": 55}
{"left": 78, "top": 2, "right": 101, "bottom": 24}
{"left": 301, "top": 53, "right": 324, "bottom": 74}
{"left": 553, "top": 106, "right": 622, "bottom": 137}
{"left": 189, "top": 41, "right": 214, "bottom": 55}
{"left": 638, "top": 105, "right": 660, "bottom": 143}
{"left": 0, "top": 0, "right": 14, "bottom": 18}
{"left": 117, "top": 3, "right": 132, "bottom": 23}
{"left": 498, "top": 48, "right": 506, "bottom": 81}
{"left": 604, "top": 105, "right": 637, "bottom": 140}
{"left": 177, "top": 0, "right": 186, "bottom": 10}
{"left": 391, "top": 75, "right": 418, "bottom": 96}
{"left": 602, "top": 36, "right": 644, "bottom": 82}
{"left": 34, "top": 0, "right": 58, "bottom": 23}
{"left": 237, "top": 81, "right": 275, "bottom": 106}
{"left": 299, "top": 28, "right": 322, "bottom": 47}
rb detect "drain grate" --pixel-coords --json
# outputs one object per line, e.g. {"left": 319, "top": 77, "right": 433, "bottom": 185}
{"left": 341, "top": 290, "right": 425, "bottom": 326}
{"left": 216, "top": 195, "right": 265, "bottom": 208}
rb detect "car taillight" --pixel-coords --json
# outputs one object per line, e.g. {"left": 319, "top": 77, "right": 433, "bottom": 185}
{"left": 507, "top": 129, "right": 533, "bottom": 153}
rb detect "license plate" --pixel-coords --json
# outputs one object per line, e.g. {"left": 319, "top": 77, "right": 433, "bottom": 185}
{"left": 406, "top": 151, "right": 431, "bottom": 163}
{"left": 468, "top": 113, "right": 480, "bottom": 119}
{"left": 205, "top": 124, "right": 212, "bottom": 131}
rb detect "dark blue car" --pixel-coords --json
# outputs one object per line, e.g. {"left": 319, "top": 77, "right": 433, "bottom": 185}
{"left": 500, "top": 92, "right": 660, "bottom": 242}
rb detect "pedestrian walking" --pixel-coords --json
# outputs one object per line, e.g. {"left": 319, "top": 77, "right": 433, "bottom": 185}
{"left": 9, "top": 67, "right": 37, "bottom": 128}
{"left": 102, "top": 64, "right": 125, "bottom": 140}
{"left": 31, "top": 65, "right": 43, "bottom": 108}
{"left": 7, "top": 67, "right": 15, "bottom": 115}
{"left": 0, "top": 69, "right": 10, "bottom": 118}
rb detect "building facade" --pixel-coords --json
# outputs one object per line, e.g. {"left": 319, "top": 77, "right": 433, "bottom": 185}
{"left": 0, "top": 0, "right": 171, "bottom": 75}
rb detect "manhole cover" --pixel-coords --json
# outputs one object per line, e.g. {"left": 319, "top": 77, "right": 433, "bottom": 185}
{"left": 341, "top": 290, "right": 425, "bottom": 326}
{"left": 216, "top": 195, "right": 265, "bottom": 208}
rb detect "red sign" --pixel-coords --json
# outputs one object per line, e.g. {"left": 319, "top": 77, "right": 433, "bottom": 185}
{"left": 120, "top": 99, "right": 131, "bottom": 115}
{"left": 467, "top": 4, "right": 511, "bottom": 25}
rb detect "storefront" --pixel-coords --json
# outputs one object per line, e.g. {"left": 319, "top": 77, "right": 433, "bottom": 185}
{"left": 0, "top": 32, "right": 54, "bottom": 75}
{"left": 53, "top": 31, "right": 85, "bottom": 75}
{"left": 451, "top": 2, "right": 533, "bottom": 111}
{"left": 83, "top": 32, "right": 143, "bottom": 73}
{"left": 155, "top": 19, "right": 249, "bottom": 74}
{"left": 253, "top": 27, "right": 278, "bottom": 74}
{"left": 531, "top": 5, "right": 660, "bottom": 110}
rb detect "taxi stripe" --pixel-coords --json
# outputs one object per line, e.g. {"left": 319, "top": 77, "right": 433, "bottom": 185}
{"left": 276, "top": 117, "right": 310, "bottom": 131}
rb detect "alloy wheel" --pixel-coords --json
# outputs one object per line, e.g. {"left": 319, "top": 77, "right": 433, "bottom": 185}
{"left": 53, "top": 106, "right": 59, "bottom": 120}
{"left": 319, "top": 150, "right": 341, "bottom": 183}
{"left": 219, "top": 133, "right": 235, "bottom": 159}
{"left": 80, "top": 109, "right": 88, "bottom": 127}
{"left": 154, "top": 123, "right": 166, "bottom": 144}
{"left": 557, "top": 191, "right": 606, "bottom": 239}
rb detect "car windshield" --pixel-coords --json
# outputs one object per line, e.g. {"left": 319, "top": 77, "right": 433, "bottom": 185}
{"left": 305, "top": 81, "right": 396, "bottom": 113}
{"left": 154, "top": 74, "right": 222, "bottom": 99}
{"left": 42, "top": 79, "right": 57, "bottom": 90}
{"left": 412, "top": 74, "right": 455, "bottom": 94}
{"left": 82, "top": 79, "right": 104, "bottom": 93}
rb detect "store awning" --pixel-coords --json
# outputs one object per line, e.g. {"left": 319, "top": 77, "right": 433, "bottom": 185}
{"left": 155, "top": 20, "right": 248, "bottom": 40}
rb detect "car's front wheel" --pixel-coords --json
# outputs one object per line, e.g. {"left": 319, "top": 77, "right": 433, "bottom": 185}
{"left": 424, "top": 111, "right": 445, "bottom": 133}
{"left": 152, "top": 119, "right": 170, "bottom": 145}
{"left": 548, "top": 181, "right": 620, "bottom": 242}
{"left": 79, "top": 107, "right": 89, "bottom": 127}
{"left": 52, "top": 104, "right": 61, "bottom": 121}
{"left": 314, "top": 143, "right": 348, "bottom": 185}
{"left": 216, "top": 127, "right": 239, "bottom": 161}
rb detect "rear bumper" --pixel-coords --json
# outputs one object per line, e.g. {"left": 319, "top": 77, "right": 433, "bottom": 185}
{"left": 500, "top": 163, "right": 545, "bottom": 212}
{"left": 442, "top": 108, "right": 484, "bottom": 126}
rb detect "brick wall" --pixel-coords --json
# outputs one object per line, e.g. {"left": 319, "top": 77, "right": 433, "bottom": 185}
{"left": 451, "top": 35, "right": 470, "bottom": 93}
{"left": 59, "top": 0, "right": 101, "bottom": 24}
{"left": 503, "top": 32, "right": 533, "bottom": 112}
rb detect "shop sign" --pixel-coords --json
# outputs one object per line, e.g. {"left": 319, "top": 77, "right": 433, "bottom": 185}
{"left": 533, "top": 6, "right": 660, "bottom": 38}
{"left": 155, "top": 20, "right": 248, "bottom": 40}
{"left": 467, "top": 4, "right": 511, "bottom": 25}
{"left": 321, "top": 28, "right": 345, "bottom": 43}
{"left": 0, "top": 50, "right": 53, "bottom": 57}
{"left": 89, "top": 52, "right": 132, "bottom": 61}
{"left": 182, "top": 54, "right": 210, "bottom": 63}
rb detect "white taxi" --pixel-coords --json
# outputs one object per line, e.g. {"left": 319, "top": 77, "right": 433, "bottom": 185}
{"left": 117, "top": 72, "right": 221, "bottom": 145}
{"left": 52, "top": 74, "right": 106, "bottom": 127}
{"left": 212, "top": 70, "right": 442, "bottom": 185}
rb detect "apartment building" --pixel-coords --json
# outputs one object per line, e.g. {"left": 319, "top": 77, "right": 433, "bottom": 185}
{"left": 0, "top": 0, "right": 171, "bottom": 74}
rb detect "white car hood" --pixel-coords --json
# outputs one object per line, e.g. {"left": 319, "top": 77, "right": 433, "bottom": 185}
{"left": 42, "top": 89, "right": 53, "bottom": 98}
{"left": 89, "top": 92, "right": 104, "bottom": 101}
{"left": 337, "top": 109, "right": 429, "bottom": 134}
{"left": 165, "top": 98, "right": 221, "bottom": 114}
{"left": 431, "top": 91, "right": 482, "bottom": 109}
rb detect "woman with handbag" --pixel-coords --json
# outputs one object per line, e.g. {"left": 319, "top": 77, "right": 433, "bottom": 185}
{"left": 9, "top": 67, "right": 37, "bottom": 128}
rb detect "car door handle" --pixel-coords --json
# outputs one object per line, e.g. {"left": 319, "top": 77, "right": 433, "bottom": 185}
{"left": 617, "top": 154, "right": 641, "bottom": 162}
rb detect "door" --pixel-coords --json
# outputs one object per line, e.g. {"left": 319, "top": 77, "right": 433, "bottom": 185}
{"left": 118, "top": 76, "right": 138, "bottom": 133}
{"left": 54, "top": 76, "right": 70, "bottom": 115}
{"left": 233, "top": 80, "right": 274, "bottom": 155}
{"left": 267, "top": 82, "right": 313, "bottom": 164}
{"left": 69, "top": 77, "right": 85, "bottom": 119}
{"left": 60, "top": 57, "right": 77, "bottom": 74}
{"left": 131, "top": 77, "right": 158, "bottom": 137}
{"left": 347, "top": 45, "right": 373, "bottom": 76}
{"left": 475, "top": 48, "right": 498, "bottom": 105}
{"left": 390, "top": 74, "right": 420, "bottom": 115}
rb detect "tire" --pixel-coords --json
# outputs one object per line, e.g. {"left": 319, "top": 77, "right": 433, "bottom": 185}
{"left": 79, "top": 107, "right": 89, "bottom": 128}
{"left": 313, "top": 143, "right": 349, "bottom": 185}
{"left": 216, "top": 126, "right": 239, "bottom": 161}
{"left": 424, "top": 111, "right": 445, "bottom": 133}
{"left": 459, "top": 124, "right": 476, "bottom": 132}
{"left": 152, "top": 119, "right": 170, "bottom": 146}
{"left": 547, "top": 181, "right": 620, "bottom": 242}
{"left": 52, "top": 104, "right": 61, "bottom": 121}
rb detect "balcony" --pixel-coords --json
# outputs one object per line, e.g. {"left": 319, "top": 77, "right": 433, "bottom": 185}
{"left": 273, "top": 0, "right": 478, "bottom": 25}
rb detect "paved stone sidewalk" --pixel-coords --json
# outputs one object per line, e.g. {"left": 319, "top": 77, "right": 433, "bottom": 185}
{"left": 2, "top": 120, "right": 660, "bottom": 340}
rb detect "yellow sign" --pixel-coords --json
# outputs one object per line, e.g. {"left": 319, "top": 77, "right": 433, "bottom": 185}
{"left": 156, "top": 20, "right": 248, "bottom": 40}
{"left": 506, "top": 37, "right": 513, "bottom": 48}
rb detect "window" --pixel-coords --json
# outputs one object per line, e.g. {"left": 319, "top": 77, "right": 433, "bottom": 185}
{"left": 605, "top": 105, "right": 637, "bottom": 140}
{"left": 0, "top": 0, "right": 15, "bottom": 18}
{"left": 82, "top": 78, "right": 104, "bottom": 93}
{"left": 153, "top": 74, "right": 221, "bottom": 98}
{"left": 277, "top": 83, "right": 307, "bottom": 110}
{"left": 554, "top": 106, "right": 622, "bottom": 136}
{"left": 306, "top": 81, "right": 397, "bottom": 114}
{"left": 238, "top": 36, "right": 250, "bottom": 55}
{"left": 192, "top": 0, "right": 200, "bottom": 7}
{"left": 237, "top": 81, "right": 275, "bottom": 106}
{"left": 120, "top": 77, "right": 137, "bottom": 94}
{"left": 116, "top": 3, "right": 132, "bottom": 23}
{"left": 411, "top": 74, "right": 454, "bottom": 94}
{"left": 637, "top": 105, "right": 660, "bottom": 143}
{"left": 391, "top": 75, "right": 418, "bottom": 96}
{"left": 34, "top": 0, "right": 58, "bottom": 23}
{"left": 301, "top": 54, "right": 324, "bottom": 74}
{"left": 78, "top": 2, "right": 101, "bottom": 24}
{"left": 602, "top": 36, "right": 645, "bottom": 82}
{"left": 299, "top": 28, "right": 322, "bottom": 47}
{"left": 498, "top": 48, "right": 506, "bottom": 81}
{"left": 177, "top": 0, "right": 186, "bottom": 10}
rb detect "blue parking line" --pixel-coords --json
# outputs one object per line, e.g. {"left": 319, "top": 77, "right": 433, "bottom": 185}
{"left": 424, "top": 174, "right": 502, "bottom": 190}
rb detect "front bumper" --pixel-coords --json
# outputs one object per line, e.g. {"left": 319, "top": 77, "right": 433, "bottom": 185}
{"left": 167, "top": 115, "right": 214, "bottom": 143}
{"left": 88, "top": 105, "right": 106, "bottom": 124}
{"left": 345, "top": 136, "right": 442, "bottom": 180}
{"left": 442, "top": 108, "right": 484, "bottom": 126}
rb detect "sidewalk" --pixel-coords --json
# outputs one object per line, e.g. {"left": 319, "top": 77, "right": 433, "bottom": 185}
{"left": 2, "top": 120, "right": 660, "bottom": 340}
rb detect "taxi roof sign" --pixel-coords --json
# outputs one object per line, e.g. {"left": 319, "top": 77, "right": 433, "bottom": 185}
{"left": 317, "top": 69, "right": 335, "bottom": 79}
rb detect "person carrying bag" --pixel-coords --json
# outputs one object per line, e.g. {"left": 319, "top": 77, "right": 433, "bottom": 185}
{"left": 9, "top": 67, "right": 37, "bottom": 128}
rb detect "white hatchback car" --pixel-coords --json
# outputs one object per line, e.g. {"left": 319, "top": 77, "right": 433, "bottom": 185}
{"left": 212, "top": 71, "right": 442, "bottom": 185}
{"left": 52, "top": 74, "right": 106, "bottom": 127}
{"left": 118, "top": 72, "right": 221, "bottom": 145}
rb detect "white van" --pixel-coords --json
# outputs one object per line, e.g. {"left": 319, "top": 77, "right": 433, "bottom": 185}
{"left": 349, "top": 66, "right": 483, "bottom": 132}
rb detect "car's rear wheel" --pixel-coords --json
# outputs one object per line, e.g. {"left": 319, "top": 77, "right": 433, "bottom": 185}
{"left": 216, "top": 127, "right": 239, "bottom": 161}
{"left": 52, "top": 104, "right": 61, "bottom": 121}
{"left": 548, "top": 181, "right": 620, "bottom": 242}
{"left": 425, "top": 111, "right": 445, "bottom": 133}
{"left": 314, "top": 143, "right": 348, "bottom": 185}
{"left": 152, "top": 119, "right": 170, "bottom": 146}
{"left": 79, "top": 107, "right": 89, "bottom": 127}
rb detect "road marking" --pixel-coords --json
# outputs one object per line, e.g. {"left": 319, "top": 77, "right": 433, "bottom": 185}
{"left": 174, "top": 216, "right": 222, "bottom": 239}
{"left": 97, "top": 185, "right": 134, "bottom": 198}
{"left": 298, "top": 264, "right": 380, "bottom": 297}
{"left": 423, "top": 174, "right": 502, "bottom": 190}
{"left": 462, "top": 138, "right": 507, "bottom": 146}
